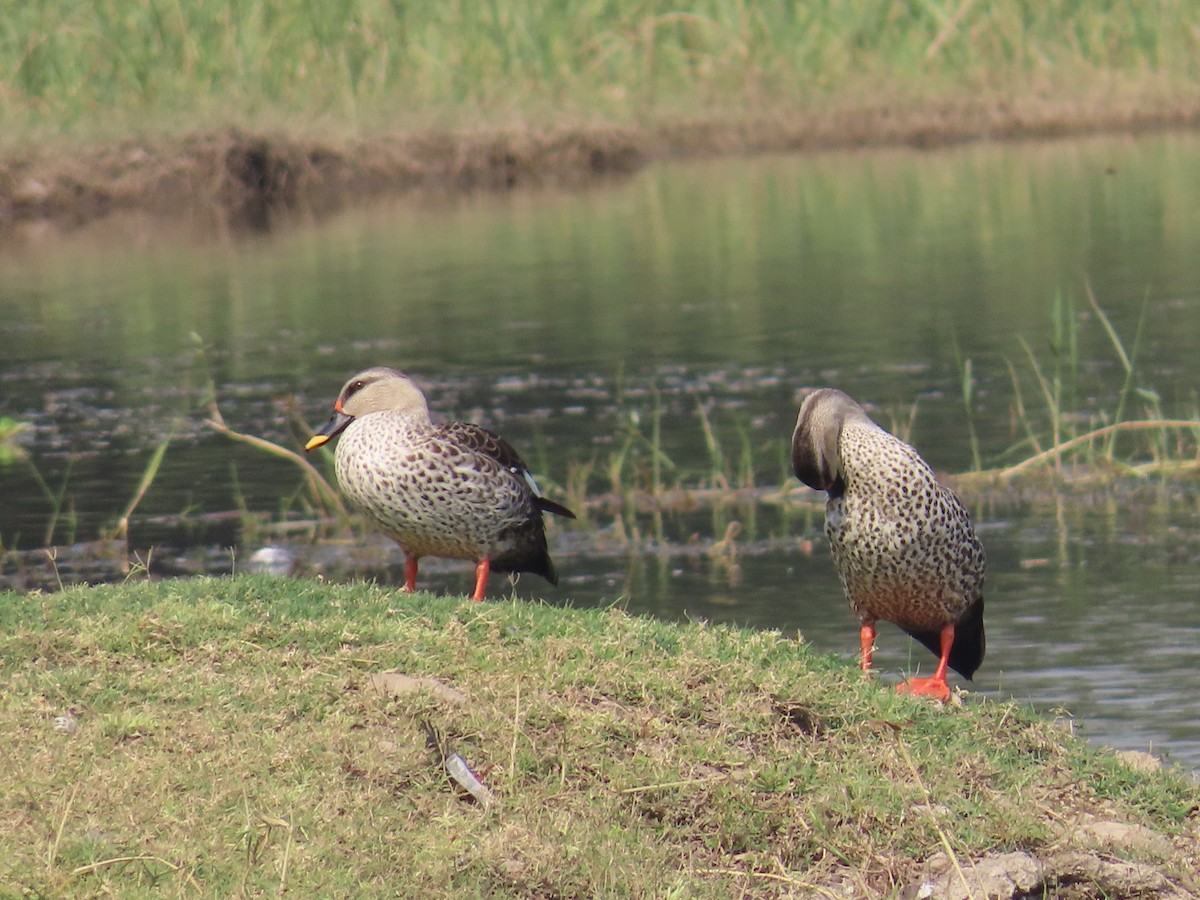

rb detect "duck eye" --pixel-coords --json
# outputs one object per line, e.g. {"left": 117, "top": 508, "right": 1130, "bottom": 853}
{"left": 346, "top": 379, "right": 366, "bottom": 397}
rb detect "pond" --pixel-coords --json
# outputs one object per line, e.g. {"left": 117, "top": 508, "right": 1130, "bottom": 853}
{"left": 2, "top": 132, "right": 1200, "bottom": 767}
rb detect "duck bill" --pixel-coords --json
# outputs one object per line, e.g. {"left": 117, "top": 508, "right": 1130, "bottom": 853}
{"left": 305, "top": 410, "right": 355, "bottom": 451}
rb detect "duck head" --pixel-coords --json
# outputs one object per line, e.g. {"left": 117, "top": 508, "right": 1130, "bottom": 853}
{"left": 791, "top": 388, "right": 868, "bottom": 498}
{"left": 305, "top": 366, "right": 430, "bottom": 451}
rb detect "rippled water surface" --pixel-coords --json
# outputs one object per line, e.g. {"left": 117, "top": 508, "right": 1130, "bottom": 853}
{"left": 3, "top": 133, "right": 1200, "bottom": 766}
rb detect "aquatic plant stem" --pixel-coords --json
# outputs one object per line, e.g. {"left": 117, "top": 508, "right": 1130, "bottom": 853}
{"left": 995, "top": 419, "right": 1200, "bottom": 479}
{"left": 24, "top": 457, "right": 76, "bottom": 546}
{"left": 203, "top": 406, "right": 345, "bottom": 516}
{"left": 1003, "top": 356, "right": 1043, "bottom": 456}
{"left": 1084, "top": 282, "right": 1156, "bottom": 459}
{"left": 113, "top": 435, "right": 172, "bottom": 542}
{"left": 695, "top": 400, "right": 731, "bottom": 489}
{"left": 1018, "top": 334, "right": 1063, "bottom": 472}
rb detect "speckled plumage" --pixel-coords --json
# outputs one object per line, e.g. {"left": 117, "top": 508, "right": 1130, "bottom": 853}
{"left": 306, "top": 367, "right": 574, "bottom": 598}
{"left": 792, "top": 388, "right": 986, "bottom": 681}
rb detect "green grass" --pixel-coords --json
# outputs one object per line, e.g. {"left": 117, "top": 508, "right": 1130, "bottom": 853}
{"left": 2, "top": 0, "right": 1198, "bottom": 140}
{"left": 2, "top": 576, "right": 1197, "bottom": 897}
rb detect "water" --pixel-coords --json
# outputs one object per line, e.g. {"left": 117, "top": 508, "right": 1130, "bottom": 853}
{"left": 3, "top": 133, "right": 1200, "bottom": 766}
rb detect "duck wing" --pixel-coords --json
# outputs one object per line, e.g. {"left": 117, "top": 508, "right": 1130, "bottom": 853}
{"left": 439, "top": 422, "right": 577, "bottom": 520}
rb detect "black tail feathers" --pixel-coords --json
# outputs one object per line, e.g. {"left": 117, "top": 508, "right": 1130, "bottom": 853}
{"left": 490, "top": 548, "right": 559, "bottom": 586}
{"left": 536, "top": 496, "right": 576, "bottom": 519}
{"left": 901, "top": 597, "right": 986, "bottom": 680}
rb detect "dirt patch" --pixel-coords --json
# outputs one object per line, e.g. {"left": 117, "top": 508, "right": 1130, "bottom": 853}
{"left": 2, "top": 92, "right": 1198, "bottom": 233}
{"left": 0, "top": 125, "right": 649, "bottom": 232}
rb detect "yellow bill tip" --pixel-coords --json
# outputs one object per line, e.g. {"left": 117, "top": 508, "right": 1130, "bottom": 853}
{"left": 305, "top": 434, "right": 330, "bottom": 452}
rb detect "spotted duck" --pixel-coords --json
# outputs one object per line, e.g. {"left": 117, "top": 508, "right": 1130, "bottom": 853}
{"left": 306, "top": 366, "right": 575, "bottom": 600}
{"left": 791, "top": 388, "right": 986, "bottom": 700}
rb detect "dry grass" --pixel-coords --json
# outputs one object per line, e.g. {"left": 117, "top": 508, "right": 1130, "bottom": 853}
{"left": 2, "top": 576, "right": 1197, "bottom": 897}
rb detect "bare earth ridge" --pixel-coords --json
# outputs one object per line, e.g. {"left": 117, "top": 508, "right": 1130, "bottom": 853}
{"left": 2, "top": 93, "right": 1199, "bottom": 230}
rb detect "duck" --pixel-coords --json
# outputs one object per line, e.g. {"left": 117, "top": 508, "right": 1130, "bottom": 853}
{"left": 791, "top": 388, "right": 986, "bottom": 700}
{"left": 305, "top": 366, "right": 575, "bottom": 600}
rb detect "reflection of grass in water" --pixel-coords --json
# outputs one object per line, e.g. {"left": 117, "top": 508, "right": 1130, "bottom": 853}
{"left": 23, "top": 457, "right": 77, "bottom": 547}
{"left": 951, "top": 336, "right": 983, "bottom": 472}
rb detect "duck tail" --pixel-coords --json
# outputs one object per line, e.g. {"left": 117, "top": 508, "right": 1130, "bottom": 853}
{"left": 536, "top": 496, "right": 577, "bottom": 519}
{"left": 517, "top": 553, "right": 559, "bottom": 586}
{"left": 950, "top": 597, "right": 986, "bottom": 679}
{"left": 902, "top": 596, "right": 985, "bottom": 680}
{"left": 490, "top": 546, "right": 560, "bottom": 586}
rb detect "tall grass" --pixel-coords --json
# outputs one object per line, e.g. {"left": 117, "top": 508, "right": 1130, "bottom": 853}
{"left": 1, "top": 0, "right": 1197, "bottom": 137}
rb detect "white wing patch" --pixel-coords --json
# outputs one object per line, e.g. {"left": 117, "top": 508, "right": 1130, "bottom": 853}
{"left": 519, "top": 467, "right": 542, "bottom": 497}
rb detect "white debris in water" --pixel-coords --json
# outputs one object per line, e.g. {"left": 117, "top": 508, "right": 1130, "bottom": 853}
{"left": 245, "top": 546, "right": 294, "bottom": 576}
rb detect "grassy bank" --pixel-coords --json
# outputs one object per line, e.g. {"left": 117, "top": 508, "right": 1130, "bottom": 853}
{"left": 2, "top": 1, "right": 1199, "bottom": 224}
{"left": 2, "top": 576, "right": 1197, "bottom": 897}
{"left": 5, "top": 0, "right": 1198, "bottom": 134}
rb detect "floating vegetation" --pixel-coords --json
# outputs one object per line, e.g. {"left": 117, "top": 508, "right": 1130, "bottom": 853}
{"left": 0, "top": 417, "right": 31, "bottom": 467}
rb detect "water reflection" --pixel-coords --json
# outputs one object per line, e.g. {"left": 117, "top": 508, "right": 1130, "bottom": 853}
{"left": 3, "top": 133, "right": 1200, "bottom": 766}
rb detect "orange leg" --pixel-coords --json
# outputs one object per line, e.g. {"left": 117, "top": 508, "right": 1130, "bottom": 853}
{"left": 859, "top": 622, "right": 876, "bottom": 675}
{"left": 896, "top": 624, "right": 954, "bottom": 701}
{"left": 403, "top": 556, "right": 419, "bottom": 593}
{"left": 471, "top": 558, "right": 490, "bottom": 602}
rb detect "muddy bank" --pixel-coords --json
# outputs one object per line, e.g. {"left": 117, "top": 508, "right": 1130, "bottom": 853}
{"left": 3, "top": 93, "right": 1199, "bottom": 231}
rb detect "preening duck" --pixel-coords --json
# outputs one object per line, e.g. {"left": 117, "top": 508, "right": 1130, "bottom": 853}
{"left": 792, "top": 388, "right": 986, "bottom": 700}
